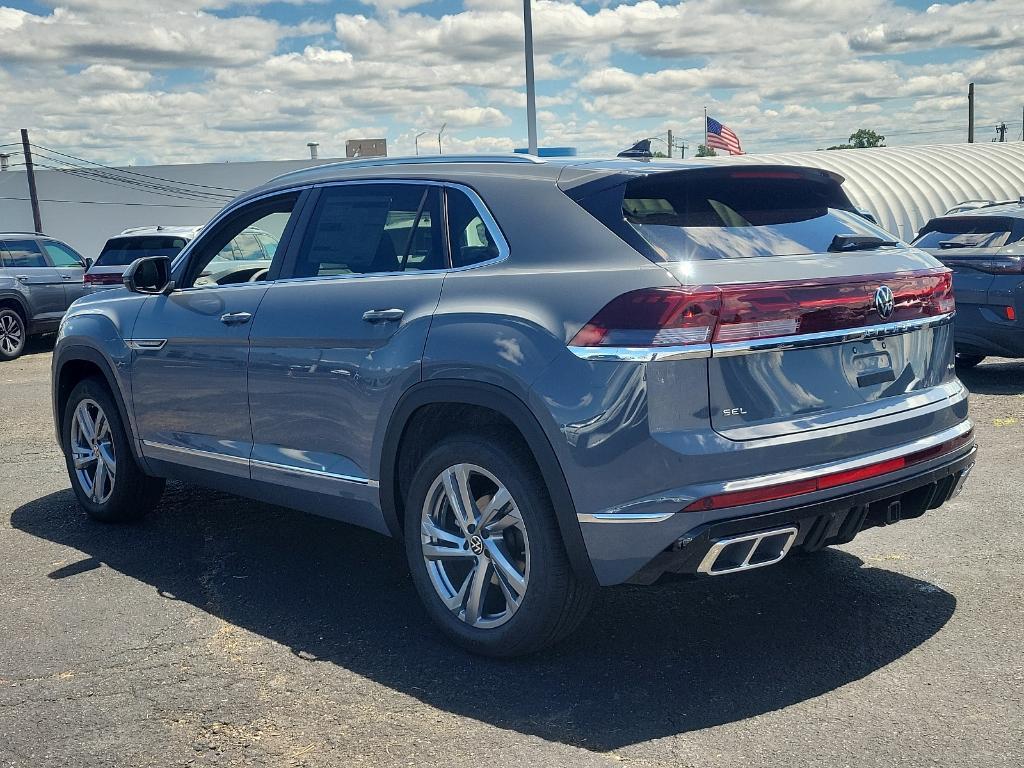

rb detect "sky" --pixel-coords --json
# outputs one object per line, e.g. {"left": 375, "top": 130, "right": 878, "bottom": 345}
{"left": 0, "top": 0, "right": 1022, "bottom": 166}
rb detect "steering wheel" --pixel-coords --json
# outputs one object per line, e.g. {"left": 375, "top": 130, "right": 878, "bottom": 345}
{"left": 248, "top": 268, "right": 269, "bottom": 283}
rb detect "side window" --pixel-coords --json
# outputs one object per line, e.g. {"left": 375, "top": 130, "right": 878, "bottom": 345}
{"left": 182, "top": 194, "right": 298, "bottom": 289}
{"left": 291, "top": 184, "right": 442, "bottom": 278}
{"left": 446, "top": 189, "right": 501, "bottom": 268}
{"left": 256, "top": 233, "right": 279, "bottom": 258}
{"left": 42, "top": 241, "right": 85, "bottom": 267}
{"left": 0, "top": 239, "right": 48, "bottom": 268}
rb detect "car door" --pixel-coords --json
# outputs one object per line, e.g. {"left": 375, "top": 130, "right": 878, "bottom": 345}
{"left": 0, "top": 238, "right": 66, "bottom": 325}
{"left": 246, "top": 182, "right": 449, "bottom": 530}
{"left": 131, "top": 191, "right": 307, "bottom": 476}
{"left": 40, "top": 239, "right": 88, "bottom": 307}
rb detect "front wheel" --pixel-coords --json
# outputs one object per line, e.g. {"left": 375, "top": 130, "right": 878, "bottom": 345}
{"left": 404, "top": 435, "right": 595, "bottom": 657}
{"left": 62, "top": 377, "right": 165, "bottom": 522}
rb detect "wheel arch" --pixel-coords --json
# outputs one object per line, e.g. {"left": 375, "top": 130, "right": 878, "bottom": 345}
{"left": 0, "top": 291, "right": 30, "bottom": 323}
{"left": 380, "top": 380, "right": 597, "bottom": 586}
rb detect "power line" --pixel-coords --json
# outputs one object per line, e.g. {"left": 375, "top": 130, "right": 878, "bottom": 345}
{"left": 27, "top": 160, "right": 235, "bottom": 204}
{"left": 0, "top": 195, "right": 220, "bottom": 209}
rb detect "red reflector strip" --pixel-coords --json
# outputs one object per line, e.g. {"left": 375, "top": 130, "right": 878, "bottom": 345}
{"left": 1007, "top": 306, "right": 1016, "bottom": 321}
{"left": 84, "top": 273, "right": 123, "bottom": 285}
{"left": 682, "top": 429, "right": 973, "bottom": 512}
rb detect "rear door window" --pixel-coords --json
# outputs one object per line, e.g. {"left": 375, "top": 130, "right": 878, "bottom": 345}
{"left": 1, "top": 239, "right": 48, "bottom": 267}
{"left": 616, "top": 170, "right": 889, "bottom": 261}
{"left": 913, "top": 217, "right": 1017, "bottom": 250}
{"left": 96, "top": 236, "right": 188, "bottom": 266}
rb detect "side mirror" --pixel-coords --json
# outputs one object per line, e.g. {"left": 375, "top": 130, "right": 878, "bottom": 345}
{"left": 85, "top": 257, "right": 94, "bottom": 269}
{"left": 123, "top": 256, "right": 174, "bottom": 295}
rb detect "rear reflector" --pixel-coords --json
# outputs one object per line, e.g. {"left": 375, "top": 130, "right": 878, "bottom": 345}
{"left": 84, "top": 272, "right": 123, "bottom": 286}
{"left": 569, "top": 268, "right": 953, "bottom": 348}
{"left": 1007, "top": 306, "right": 1017, "bottom": 321}
{"left": 682, "top": 429, "right": 974, "bottom": 512}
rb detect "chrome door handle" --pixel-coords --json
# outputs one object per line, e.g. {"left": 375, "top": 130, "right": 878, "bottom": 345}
{"left": 61, "top": 275, "right": 74, "bottom": 280}
{"left": 220, "top": 311, "right": 253, "bottom": 326}
{"left": 362, "top": 308, "right": 405, "bottom": 323}
{"left": 15, "top": 275, "right": 29, "bottom": 282}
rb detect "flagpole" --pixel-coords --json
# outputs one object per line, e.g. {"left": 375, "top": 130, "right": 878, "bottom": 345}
{"left": 703, "top": 106, "right": 708, "bottom": 151}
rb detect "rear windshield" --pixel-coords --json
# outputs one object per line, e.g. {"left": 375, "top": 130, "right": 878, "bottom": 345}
{"left": 620, "top": 172, "right": 890, "bottom": 260}
{"left": 96, "top": 235, "right": 188, "bottom": 266}
{"left": 913, "top": 217, "right": 1017, "bottom": 250}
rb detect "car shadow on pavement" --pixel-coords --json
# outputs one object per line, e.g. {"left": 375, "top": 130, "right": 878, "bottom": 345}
{"left": 958, "top": 360, "right": 1024, "bottom": 395}
{"left": 12, "top": 484, "right": 956, "bottom": 752}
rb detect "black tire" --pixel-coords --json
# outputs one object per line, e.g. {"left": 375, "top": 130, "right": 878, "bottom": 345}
{"left": 955, "top": 353, "right": 985, "bottom": 370}
{"left": 404, "top": 434, "right": 595, "bottom": 657}
{"left": 0, "top": 307, "right": 27, "bottom": 361}
{"left": 62, "top": 377, "right": 165, "bottom": 522}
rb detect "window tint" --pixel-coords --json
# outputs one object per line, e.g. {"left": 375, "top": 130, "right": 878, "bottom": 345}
{"left": 96, "top": 236, "right": 188, "bottom": 267}
{"left": 618, "top": 172, "right": 888, "bottom": 261}
{"left": 913, "top": 217, "right": 1017, "bottom": 250}
{"left": 1, "top": 239, "right": 47, "bottom": 268}
{"left": 42, "top": 241, "right": 84, "bottom": 267}
{"left": 256, "top": 233, "right": 279, "bottom": 258}
{"left": 185, "top": 197, "right": 297, "bottom": 289}
{"left": 446, "top": 189, "right": 500, "bottom": 267}
{"left": 293, "top": 184, "right": 442, "bottom": 278}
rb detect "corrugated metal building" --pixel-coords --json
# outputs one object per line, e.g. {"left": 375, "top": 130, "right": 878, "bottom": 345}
{"left": 708, "top": 142, "right": 1024, "bottom": 241}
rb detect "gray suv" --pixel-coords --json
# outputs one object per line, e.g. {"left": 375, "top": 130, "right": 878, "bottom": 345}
{"left": 51, "top": 156, "right": 976, "bottom": 656}
{"left": 1, "top": 232, "right": 88, "bottom": 360}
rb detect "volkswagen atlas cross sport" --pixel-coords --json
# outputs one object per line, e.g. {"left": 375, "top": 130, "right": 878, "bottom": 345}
{"left": 52, "top": 155, "right": 976, "bottom": 656}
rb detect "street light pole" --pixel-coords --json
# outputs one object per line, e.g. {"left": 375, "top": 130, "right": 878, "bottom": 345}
{"left": 415, "top": 131, "right": 428, "bottom": 155}
{"left": 523, "top": 0, "right": 539, "bottom": 155}
{"left": 438, "top": 123, "right": 447, "bottom": 155}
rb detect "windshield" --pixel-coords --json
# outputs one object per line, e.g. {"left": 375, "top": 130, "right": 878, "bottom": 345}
{"left": 622, "top": 172, "right": 896, "bottom": 260}
{"left": 96, "top": 235, "right": 188, "bottom": 266}
{"left": 913, "top": 217, "right": 1016, "bottom": 250}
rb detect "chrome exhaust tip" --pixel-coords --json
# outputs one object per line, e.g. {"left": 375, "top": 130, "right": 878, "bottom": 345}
{"left": 697, "top": 526, "right": 799, "bottom": 576}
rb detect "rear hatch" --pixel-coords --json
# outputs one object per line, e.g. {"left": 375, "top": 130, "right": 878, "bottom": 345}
{"left": 568, "top": 165, "right": 956, "bottom": 440}
{"left": 87, "top": 234, "right": 190, "bottom": 287}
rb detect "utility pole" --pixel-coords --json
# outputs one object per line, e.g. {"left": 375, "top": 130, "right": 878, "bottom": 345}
{"left": 968, "top": 83, "right": 975, "bottom": 143}
{"left": 438, "top": 123, "right": 447, "bottom": 155}
{"left": 667, "top": 129, "right": 673, "bottom": 158}
{"left": 996, "top": 122, "right": 1007, "bottom": 142}
{"left": 523, "top": 0, "right": 539, "bottom": 155}
{"left": 415, "top": 131, "right": 428, "bottom": 155}
{"left": 20, "top": 129, "right": 42, "bottom": 233}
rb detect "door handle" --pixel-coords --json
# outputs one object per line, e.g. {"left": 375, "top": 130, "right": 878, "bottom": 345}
{"left": 220, "top": 311, "right": 253, "bottom": 326}
{"left": 61, "top": 275, "right": 74, "bottom": 280}
{"left": 362, "top": 308, "right": 405, "bottom": 323}
{"left": 15, "top": 275, "right": 29, "bottom": 282}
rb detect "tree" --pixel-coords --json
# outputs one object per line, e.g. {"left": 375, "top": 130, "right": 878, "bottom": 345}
{"left": 827, "top": 128, "right": 885, "bottom": 150}
{"left": 696, "top": 144, "right": 717, "bottom": 157}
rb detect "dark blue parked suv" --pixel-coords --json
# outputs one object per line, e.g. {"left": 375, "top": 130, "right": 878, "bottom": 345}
{"left": 52, "top": 156, "right": 976, "bottom": 655}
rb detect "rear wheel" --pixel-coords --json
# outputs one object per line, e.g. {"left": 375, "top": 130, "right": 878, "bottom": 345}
{"left": 404, "top": 435, "right": 595, "bottom": 657}
{"left": 0, "top": 308, "right": 26, "bottom": 361}
{"left": 62, "top": 377, "right": 165, "bottom": 522}
{"left": 955, "top": 353, "right": 985, "bottom": 370}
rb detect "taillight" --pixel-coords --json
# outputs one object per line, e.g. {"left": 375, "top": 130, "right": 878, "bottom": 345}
{"left": 84, "top": 272, "right": 123, "bottom": 286}
{"left": 570, "top": 269, "right": 954, "bottom": 349}
{"left": 682, "top": 429, "right": 973, "bottom": 512}
{"left": 944, "top": 256, "right": 1024, "bottom": 275}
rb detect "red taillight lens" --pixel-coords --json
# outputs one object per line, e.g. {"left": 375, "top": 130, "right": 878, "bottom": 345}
{"left": 682, "top": 429, "right": 973, "bottom": 512}
{"left": 569, "top": 287, "right": 721, "bottom": 347}
{"left": 571, "top": 269, "right": 954, "bottom": 349}
{"left": 84, "top": 272, "right": 123, "bottom": 286}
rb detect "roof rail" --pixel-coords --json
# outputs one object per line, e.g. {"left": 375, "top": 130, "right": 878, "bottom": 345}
{"left": 267, "top": 153, "right": 546, "bottom": 185}
{"left": 0, "top": 231, "right": 46, "bottom": 236}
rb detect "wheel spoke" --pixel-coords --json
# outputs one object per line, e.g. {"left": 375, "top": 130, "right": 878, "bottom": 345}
{"left": 463, "top": 558, "right": 492, "bottom": 625}
{"left": 485, "top": 540, "right": 527, "bottom": 599}
{"left": 484, "top": 506, "right": 522, "bottom": 534}
{"left": 97, "top": 443, "right": 116, "bottom": 476}
{"left": 441, "top": 563, "right": 477, "bottom": 612}
{"left": 421, "top": 518, "right": 472, "bottom": 560}
{"left": 75, "top": 405, "right": 96, "bottom": 444}
{"left": 72, "top": 446, "right": 96, "bottom": 469}
{"left": 477, "top": 486, "right": 512, "bottom": 530}
{"left": 94, "top": 411, "right": 109, "bottom": 442}
{"left": 92, "top": 461, "right": 107, "bottom": 502}
{"left": 442, "top": 465, "right": 476, "bottom": 531}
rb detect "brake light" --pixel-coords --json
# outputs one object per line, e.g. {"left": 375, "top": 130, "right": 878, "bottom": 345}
{"left": 84, "top": 272, "right": 123, "bottom": 286}
{"left": 682, "top": 429, "right": 973, "bottom": 512}
{"left": 570, "top": 269, "right": 954, "bottom": 348}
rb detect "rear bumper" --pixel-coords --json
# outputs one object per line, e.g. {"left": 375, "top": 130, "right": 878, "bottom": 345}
{"left": 627, "top": 445, "right": 975, "bottom": 584}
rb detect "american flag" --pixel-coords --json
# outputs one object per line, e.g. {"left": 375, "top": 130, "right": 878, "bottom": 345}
{"left": 706, "top": 116, "right": 744, "bottom": 155}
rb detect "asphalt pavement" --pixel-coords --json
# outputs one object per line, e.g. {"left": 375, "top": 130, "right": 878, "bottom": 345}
{"left": 1, "top": 339, "right": 1021, "bottom": 767}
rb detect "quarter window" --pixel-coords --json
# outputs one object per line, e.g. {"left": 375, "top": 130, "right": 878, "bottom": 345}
{"left": 292, "top": 184, "right": 443, "bottom": 278}
{"left": 446, "top": 189, "right": 500, "bottom": 267}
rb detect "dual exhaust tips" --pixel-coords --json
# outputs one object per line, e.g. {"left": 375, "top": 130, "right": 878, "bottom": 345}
{"left": 697, "top": 526, "right": 799, "bottom": 576}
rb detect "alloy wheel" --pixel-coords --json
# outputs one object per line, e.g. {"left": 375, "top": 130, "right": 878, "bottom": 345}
{"left": 420, "top": 463, "right": 530, "bottom": 629}
{"left": 70, "top": 398, "right": 117, "bottom": 504}
{"left": 0, "top": 313, "right": 23, "bottom": 356}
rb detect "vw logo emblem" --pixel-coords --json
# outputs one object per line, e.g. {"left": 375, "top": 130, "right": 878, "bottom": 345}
{"left": 874, "top": 285, "right": 895, "bottom": 319}
{"left": 469, "top": 535, "right": 485, "bottom": 556}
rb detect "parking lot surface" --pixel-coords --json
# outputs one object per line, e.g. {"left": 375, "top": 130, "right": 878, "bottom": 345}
{"left": 2, "top": 341, "right": 1022, "bottom": 768}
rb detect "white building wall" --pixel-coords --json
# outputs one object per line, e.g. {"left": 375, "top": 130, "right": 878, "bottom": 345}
{"left": 0, "top": 158, "right": 341, "bottom": 258}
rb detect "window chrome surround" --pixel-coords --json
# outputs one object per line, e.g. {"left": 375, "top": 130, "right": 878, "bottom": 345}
{"left": 568, "top": 313, "right": 954, "bottom": 363}
{"left": 142, "top": 440, "right": 249, "bottom": 466}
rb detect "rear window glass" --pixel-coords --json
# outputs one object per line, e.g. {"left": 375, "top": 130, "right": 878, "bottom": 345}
{"left": 96, "top": 236, "right": 188, "bottom": 266}
{"left": 913, "top": 217, "right": 1016, "bottom": 250}
{"left": 621, "top": 172, "right": 889, "bottom": 260}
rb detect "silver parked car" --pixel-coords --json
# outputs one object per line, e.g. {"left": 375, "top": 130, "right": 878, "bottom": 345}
{"left": 52, "top": 156, "right": 976, "bottom": 656}
{"left": 0, "top": 232, "right": 88, "bottom": 360}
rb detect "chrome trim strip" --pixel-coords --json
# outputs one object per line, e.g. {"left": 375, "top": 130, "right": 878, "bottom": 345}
{"left": 577, "top": 512, "right": 675, "bottom": 524}
{"left": 141, "top": 440, "right": 249, "bottom": 465}
{"left": 697, "top": 527, "right": 798, "bottom": 576}
{"left": 712, "top": 313, "right": 954, "bottom": 358}
{"left": 126, "top": 339, "right": 167, "bottom": 351}
{"left": 250, "top": 458, "right": 377, "bottom": 487}
{"left": 718, "top": 419, "right": 974, "bottom": 494}
{"left": 568, "top": 344, "right": 711, "bottom": 362}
